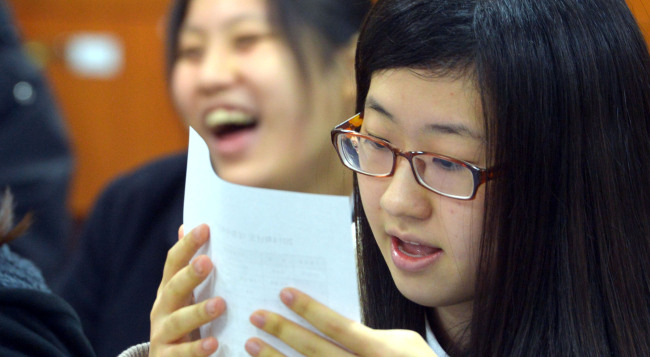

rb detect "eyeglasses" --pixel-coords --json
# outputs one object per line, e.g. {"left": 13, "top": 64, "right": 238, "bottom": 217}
{"left": 331, "top": 113, "right": 495, "bottom": 200}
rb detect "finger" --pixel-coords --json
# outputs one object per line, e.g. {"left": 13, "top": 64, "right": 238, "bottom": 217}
{"left": 278, "top": 288, "right": 375, "bottom": 355}
{"left": 160, "top": 224, "right": 209, "bottom": 291}
{"left": 249, "top": 310, "right": 355, "bottom": 357}
{"left": 244, "top": 337, "right": 285, "bottom": 357}
{"left": 155, "top": 296, "right": 226, "bottom": 343}
{"left": 157, "top": 337, "right": 218, "bottom": 357}
{"left": 178, "top": 224, "right": 185, "bottom": 241}
{"left": 160, "top": 254, "right": 213, "bottom": 312}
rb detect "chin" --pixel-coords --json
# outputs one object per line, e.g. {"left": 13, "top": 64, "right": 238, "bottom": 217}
{"left": 221, "top": 172, "right": 264, "bottom": 187}
{"left": 396, "top": 285, "right": 438, "bottom": 307}
{"left": 392, "top": 275, "right": 466, "bottom": 308}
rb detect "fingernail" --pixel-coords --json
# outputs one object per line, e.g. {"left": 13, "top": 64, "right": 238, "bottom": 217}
{"left": 280, "top": 289, "right": 294, "bottom": 305}
{"left": 202, "top": 338, "right": 217, "bottom": 352}
{"left": 193, "top": 258, "right": 204, "bottom": 275}
{"left": 206, "top": 298, "right": 218, "bottom": 315}
{"left": 245, "top": 340, "right": 261, "bottom": 355}
{"left": 192, "top": 225, "right": 205, "bottom": 243}
{"left": 250, "top": 313, "right": 265, "bottom": 328}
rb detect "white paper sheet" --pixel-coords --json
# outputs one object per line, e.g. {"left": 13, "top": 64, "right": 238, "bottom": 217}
{"left": 184, "top": 128, "right": 360, "bottom": 357}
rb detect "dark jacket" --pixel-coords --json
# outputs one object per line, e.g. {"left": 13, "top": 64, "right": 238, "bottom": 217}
{"left": 54, "top": 153, "right": 187, "bottom": 357}
{"left": 0, "top": 245, "right": 94, "bottom": 356}
{"left": 0, "top": 288, "right": 95, "bottom": 357}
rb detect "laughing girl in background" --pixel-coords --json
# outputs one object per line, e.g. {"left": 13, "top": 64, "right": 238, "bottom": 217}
{"left": 56, "top": 0, "right": 370, "bottom": 356}
{"left": 150, "top": 0, "right": 650, "bottom": 355}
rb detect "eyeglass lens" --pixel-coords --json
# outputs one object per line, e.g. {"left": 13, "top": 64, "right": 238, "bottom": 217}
{"left": 336, "top": 132, "right": 475, "bottom": 198}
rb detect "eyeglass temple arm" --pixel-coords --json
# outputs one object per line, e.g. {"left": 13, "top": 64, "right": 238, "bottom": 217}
{"left": 333, "top": 113, "right": 363, "bottom": 132}
{"left": 480, "top": 166, "right": 500, "bottom": 183}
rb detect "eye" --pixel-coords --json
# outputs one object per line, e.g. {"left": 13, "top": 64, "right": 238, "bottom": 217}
{"left": 432, "top": 157, "right": 465, "bottom": 171}
{"left": 361, "top": 137, "right": 389, "bottom": 151}
{"left": 233, "top": 34, "right": 264, "bottom": 51}
{"left": 176, "top": 46, "right": 203, "bottom": 62}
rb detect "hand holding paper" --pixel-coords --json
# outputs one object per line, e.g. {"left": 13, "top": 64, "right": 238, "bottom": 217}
{"left": 245, "top": 288, "right": 440, "bottom": 357}
{"left": 150, "top": 224, "right": 223, "bottom": 356}
{"left": 178, "top": 128, "right": 360, "bottom": 357}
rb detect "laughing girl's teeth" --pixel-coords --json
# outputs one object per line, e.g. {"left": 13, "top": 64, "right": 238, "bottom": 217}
{"left": 206, "top": 109, "right": 254, "bottom": 129}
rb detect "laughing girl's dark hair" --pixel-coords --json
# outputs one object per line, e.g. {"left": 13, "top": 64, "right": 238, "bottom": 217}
{"left": 354, "top": 0, "right": 650, "bottom": 355}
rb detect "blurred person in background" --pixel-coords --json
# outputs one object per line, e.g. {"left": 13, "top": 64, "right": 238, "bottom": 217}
{"left": 0, "top": 189, "right": 94, "bottom": 357}
{"left": 55, "top": 0, "right": 371, "bottom": 356}
{"left": 0, "top": 0, "right": 75, "bottom": 285}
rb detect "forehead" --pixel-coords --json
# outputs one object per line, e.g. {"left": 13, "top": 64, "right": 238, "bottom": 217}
{"left": 365, "top": 68, "right": 483, "bottom": 138}
{"left": 182, "top": 0, "right": 269, "bottom": 30}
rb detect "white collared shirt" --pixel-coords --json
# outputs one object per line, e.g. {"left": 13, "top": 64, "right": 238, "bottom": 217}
{"left": 426, "top": 317, "right": 449, "bottom": 357}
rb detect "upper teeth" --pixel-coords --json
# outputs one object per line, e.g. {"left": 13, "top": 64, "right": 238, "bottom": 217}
{"left": 206, "top": 109, "right": 254, "bottom": 128}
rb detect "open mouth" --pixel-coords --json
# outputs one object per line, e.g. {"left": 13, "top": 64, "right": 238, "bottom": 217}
{"left": 396, "top": 239, "right": 441, "bottom": 258}
{"left": 390, "top": 236, "right": 442, "bottom": 272}
{"left": 206, "top": 109, "right": 258, "bottom": 138}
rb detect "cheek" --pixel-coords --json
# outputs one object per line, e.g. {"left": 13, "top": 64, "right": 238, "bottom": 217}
{"left": 358, "top": 176, "right": 385, "bottom": 227}
{"left": 171, "top": 67, "right": 195, "bottom": 122}
{"left": 246, "top": 45, "right": 303, "bottom": 118}
{"left": 445, "top": 200, "right": 484, "bottom": 262}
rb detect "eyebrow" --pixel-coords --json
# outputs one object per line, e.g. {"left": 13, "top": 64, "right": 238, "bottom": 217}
{"left": 180, "top": 14, "right": 266, "bottom": 35}
{"left": 365, "top": 96, "right": 484, "bottom": 140}
{"left": 366, "top": 97, "right": 394, "bottom": 121}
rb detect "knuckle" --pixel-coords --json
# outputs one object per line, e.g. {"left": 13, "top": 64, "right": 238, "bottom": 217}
{"left": 322, "top": 319, "right": 346, "bottom": 337}
{"left": 165, "top": 313, "right": 185, "bottom": 335}
{"left": 167, "top": 243, "right": 177, "bottom": 256}
{"left": 150, "top": 328, "right": 164, "bottom": 345}
{"left": 167, "top": 275, "right": 189, "bottom": 300}
{"left": 301, "top": 342, "right": 321, "bottom": 356}
{"left": 150, "top": 308, "right": 158, "bottom": 323}
{"left": 264, "top": 314, "right": 285, "bottom": 336}
{"left": 165, "top": 247, "right": 182, "bottom": 268}
{"left": 291, "top": 296, "right": 311, "bottom": 315}
{"left": 193, "top": 302, "right": 208, "bottom": 321}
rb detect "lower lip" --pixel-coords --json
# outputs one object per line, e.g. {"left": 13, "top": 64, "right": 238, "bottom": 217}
{"left": 390, "top": 237, "right": 442, "bottom": 272}
{"left": 207, "top": 127, "right": 258, "bottom": 157}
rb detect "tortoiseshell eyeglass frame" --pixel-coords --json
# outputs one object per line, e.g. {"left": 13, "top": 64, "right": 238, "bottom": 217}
{"left": 330, "top": 113, "right": 497, "bottom": 200}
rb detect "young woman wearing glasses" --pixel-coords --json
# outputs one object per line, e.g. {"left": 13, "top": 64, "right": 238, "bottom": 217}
{"left": 147, "top": 0, "right": 650, "bottom": 355}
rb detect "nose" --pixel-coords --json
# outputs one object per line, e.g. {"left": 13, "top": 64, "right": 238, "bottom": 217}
{"left": 380, "top": 157, "right": 433, "bottom": 220}
{"left": 198, "top": 44, "right": 237, "bottom": 93}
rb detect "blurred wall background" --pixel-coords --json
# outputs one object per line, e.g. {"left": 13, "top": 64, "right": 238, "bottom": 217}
{"left": 10, "top": 0, "right": 187, "bottom": 221}
{"left": 7, "top": 0, "right": 650, "bottom": 221}
{"left": 628, "top": 0, "right": 649, "bottom": 42}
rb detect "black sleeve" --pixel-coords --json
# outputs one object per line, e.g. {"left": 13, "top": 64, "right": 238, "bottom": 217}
{"left": 0, "top": 288, "right": 95, "bottom": 357}
{"left": 52, "top": 153, "right": 187, "bottom": 357}
{"left": 51, "top": 175, "right": 133, "bottom": 346}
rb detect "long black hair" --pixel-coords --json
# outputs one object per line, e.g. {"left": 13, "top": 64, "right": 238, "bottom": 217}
{"left": 354, "top": 0, "right": 650, "bottom": 355}
{"left": 165, "top": 0, "right": 371, "bottom": 79}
